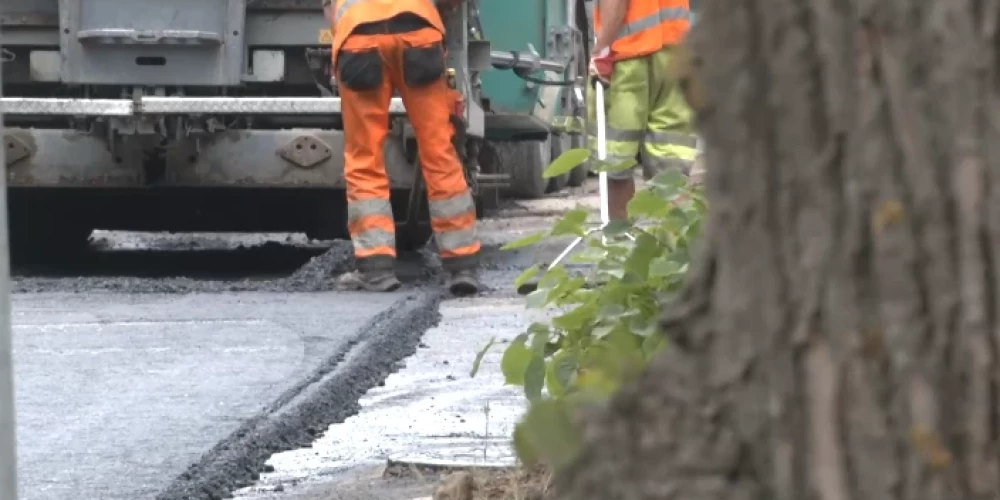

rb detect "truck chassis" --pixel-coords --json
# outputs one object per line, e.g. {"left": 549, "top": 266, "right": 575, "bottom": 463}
{"left": 0, "top": 0, "right": 589, "bottom": 255}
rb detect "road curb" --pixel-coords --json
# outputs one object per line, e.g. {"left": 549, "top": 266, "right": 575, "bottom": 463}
{"left": 157, "top": 290, "right": 444, "bottom": 500}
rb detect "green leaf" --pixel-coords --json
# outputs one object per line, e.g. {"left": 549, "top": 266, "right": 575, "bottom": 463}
{"left": 543, "top": 148, "right": 591, "bottom": 178}
{"left": 575, "top": 366, "right": 618, "bottom": 396}
{"left": 628, "top": 314, "right": 659, "bottom": 337}
{"left": 538, "top": 265, "right": 569, "bottom": 290}
{"left": 591, "top": 323, "right": 616, "bottom": 339}
{"left": 627, "top": 188, "right": 667, "bottom": 218}
{"left": 512, "top": 424, "right": 540, "bottom": 466}
{"left": 514, "top": 265, "right": 541, "bottom": 289}
{"left": 601, "top": 220, "right": 633, "bottom": 238}
{"left": 547, "top": 275, "right": 587, "bottom": 305}
{"left": 569, "top": 245, "right": 608, "bottom": 263}
{"left": 513, "top": 399, "right": 583, "bottom": 468}
{"left": 597, "top": 303, "right": 628, "bottom": 320}
{"left": 529, "top": 324, "right": 550, "bottom": 354}
{"left": 545, "top": 349, "right": 578, "bottom": 397}
{"left": 552, "top": 303, "right": 596, "bottom": 332}
{"left": 649, "top": 256, "right": 682, "bottom": 278}
{"left": 624, "top": 232, "right": 661, "bottom": 280}
{"left": 525, "top": 288, "right": 550, "bottom": 309}
{"left": 524, "top": 355, "right": 546, "bottom": 402}
{"left": 469, "top": 337, "right": 496, "bottom": 378}
{"left": 501, "top": 231, "right": 545, "bottom": 250}
{"left": 550, "top": 208, "right": 590, "bottom": 237}
{"left": 642, "top": 333, "right": 666, "bottom": 359}
{"left": 647, "top": 168, "right": 687, "bottom": 189}
{"left": 500, "top": 340, "right": 533, "bottom": 386}
{"left": 605, "top": 328, "right": 645, "bottom": 378}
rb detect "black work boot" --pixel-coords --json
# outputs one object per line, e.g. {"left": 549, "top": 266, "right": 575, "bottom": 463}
{"left": 446, "top": 269, "right": 480, "bottom": 296}
{"left": 335, "top": 269, "right": 402, "bottom": 292}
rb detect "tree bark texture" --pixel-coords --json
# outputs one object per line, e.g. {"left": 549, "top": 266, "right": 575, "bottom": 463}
{"left": 558, "top": 0, "right": 1000, "bottom": 499}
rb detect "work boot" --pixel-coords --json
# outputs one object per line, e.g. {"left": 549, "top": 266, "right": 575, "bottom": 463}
{"left": 335, "top": 269, "right": 402, "bottom": 292}
{"left": 446, "top": 269, "right": 480, "bottom": 297}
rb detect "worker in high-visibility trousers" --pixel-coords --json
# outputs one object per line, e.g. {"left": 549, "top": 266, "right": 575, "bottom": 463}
{"left": 587, "top": 0, "right": 697, "bottom": 219}
{"left": 323, "top": 0, "right": 480, "bottom": 295}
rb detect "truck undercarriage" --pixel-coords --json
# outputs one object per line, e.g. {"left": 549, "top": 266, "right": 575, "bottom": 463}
{"left": 0, "top": 0, "right": 589, "bottom": 256}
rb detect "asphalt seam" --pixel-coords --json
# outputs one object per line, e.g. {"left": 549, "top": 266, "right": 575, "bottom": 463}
{"left": 156, "top": 290, "right": 444, "bottom": 500}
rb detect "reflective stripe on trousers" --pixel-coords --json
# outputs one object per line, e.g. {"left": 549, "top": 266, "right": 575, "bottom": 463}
{"left": 428, "top": 191, "right": 479, "bottom": 258}
{"left": 600, "top": 153, "right": 692, "bottom": 180}
{"left": 586, "top": 123, "right": 697, "bottom": 149}
{"left": 348, "top": 196, "right": 397, "bottom": 258}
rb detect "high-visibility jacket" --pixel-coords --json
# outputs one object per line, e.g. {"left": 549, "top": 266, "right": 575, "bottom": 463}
{"left": 330, "top": 0, "right": 445, "bottom": 68}
{"left": 593, "top": 0, "right": 690, "bottom": 60}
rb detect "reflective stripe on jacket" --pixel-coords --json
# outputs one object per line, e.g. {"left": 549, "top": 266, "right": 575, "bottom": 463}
{"left": 330, "top": 0, "right": 446, "bottom": 67}
{"left": 594, "top": 0, "right": 690, "bottom": 60}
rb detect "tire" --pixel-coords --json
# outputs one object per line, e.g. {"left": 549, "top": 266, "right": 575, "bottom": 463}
{"left": 568, "top": 161, "right": 589, "bottom": 187}
{"left": 476, "top": 141, "right": 505, "bottom": 215}
{"left": 547, "top": 134, "right": 571, "bottom": 193}
{"left": 567, "top": 1, "right": 593, "bottom": 189}
{"left": 494, "top": 140, "right": 550, "bottom": 200}
{"left": 566, "top": 130, "right": 589, "bottom": 187}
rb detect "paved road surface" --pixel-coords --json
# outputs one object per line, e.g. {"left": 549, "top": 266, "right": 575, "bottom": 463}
{"left": 14, "top": 291, "right": 411, "bottom": 500}
{"left": 9, "top": 182, "right": 599, "bottom": 500}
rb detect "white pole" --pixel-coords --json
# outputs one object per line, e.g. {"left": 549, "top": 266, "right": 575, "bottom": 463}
{"left": 594, "top": 83, "right": 609, "bottom": 225}
{"left": 0, "top": 28, "right": 19, "bottom": 500}
{"left": 537, "top": 82, "right": 615, "bottom": 276}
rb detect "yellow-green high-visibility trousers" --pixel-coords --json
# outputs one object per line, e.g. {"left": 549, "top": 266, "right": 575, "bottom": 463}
{"left": 586, "top": 45, "right": 697, "bottom": 180}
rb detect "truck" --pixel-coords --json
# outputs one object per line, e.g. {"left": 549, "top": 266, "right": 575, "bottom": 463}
{"left": 0, "top": 0, "right": 592, "bottom": 255}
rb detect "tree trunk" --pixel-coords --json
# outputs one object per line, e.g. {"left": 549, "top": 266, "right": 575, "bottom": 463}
{"left": 558, "top": 1, "right": 1000, "bottom": 499}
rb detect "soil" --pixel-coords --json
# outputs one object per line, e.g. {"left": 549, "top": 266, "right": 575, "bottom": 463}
{"left": 386, "top": 462, "right": 552, "bottom": 500}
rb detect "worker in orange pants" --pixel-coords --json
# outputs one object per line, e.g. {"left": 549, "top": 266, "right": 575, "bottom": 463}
{"left": 324, "top": 0, "right": 480, "bottom": 295}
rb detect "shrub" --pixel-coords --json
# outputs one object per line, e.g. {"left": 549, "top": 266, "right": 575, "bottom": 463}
{"left": 470, "top": 149, "right": 707, "bottom": 469}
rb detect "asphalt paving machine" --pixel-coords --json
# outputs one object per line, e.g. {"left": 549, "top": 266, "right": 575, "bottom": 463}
{"left": 0, "top": 0, "right": 590, "bottom": 253}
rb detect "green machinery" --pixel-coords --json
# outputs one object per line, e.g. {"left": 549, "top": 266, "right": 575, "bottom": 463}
{"left": 476, "top": 0, "right": 592, "bottom": 198}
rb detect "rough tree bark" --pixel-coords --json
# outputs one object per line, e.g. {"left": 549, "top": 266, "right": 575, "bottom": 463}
{"left": 557, "top": 0, "right": 1000, "bottom": 499}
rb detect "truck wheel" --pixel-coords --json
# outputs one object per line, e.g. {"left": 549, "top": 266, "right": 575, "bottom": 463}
{"left": 495, "top": 140, "right": 549, "bottom": 200}
{"left": 476, "top": 142, "right": 503, "bottom": 216}
{"left": 568, "top": 161, "right": 589, "bottom": 187}
{"left": 568, "top": 0, "right": 593, "bottom": 189}
{"left": 547, "top": 134, "right": 571, "bottom": 193}
{"left": 567, "top": 133, "right": 590, "bottom": 187}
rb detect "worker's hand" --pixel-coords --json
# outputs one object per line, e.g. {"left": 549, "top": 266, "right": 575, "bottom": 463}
{"left": 589, "top": 47, "right": 613, "bottom": 85}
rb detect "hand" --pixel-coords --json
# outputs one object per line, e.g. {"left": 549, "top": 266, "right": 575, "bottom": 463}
{"left": 589, "top": 47, "right": 613, "bottom": 85}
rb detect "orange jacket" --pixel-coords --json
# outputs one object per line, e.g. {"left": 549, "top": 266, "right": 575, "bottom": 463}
{"left": 330, "top": 0, "right": 445, "bottom": 67}
{"left": 594, "top": 0, "right": 690, "bottom": 60}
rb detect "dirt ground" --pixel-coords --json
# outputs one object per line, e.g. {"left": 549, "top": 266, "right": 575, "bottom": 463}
{"left": 384, "top": 462, "right": 552, "bottom": 500}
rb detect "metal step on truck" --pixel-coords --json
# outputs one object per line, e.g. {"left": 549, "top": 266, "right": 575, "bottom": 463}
{"left": 0, "top": 0, "right": 591, "bottom": 255}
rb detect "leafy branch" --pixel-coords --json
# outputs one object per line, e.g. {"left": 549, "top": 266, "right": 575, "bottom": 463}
{"left": 472, "top": 148, "right": 707, "bottom": 470}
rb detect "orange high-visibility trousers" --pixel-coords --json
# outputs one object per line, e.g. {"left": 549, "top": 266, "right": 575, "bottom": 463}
{"left": 337, "top": 21, "right": 480, "bottom": 273}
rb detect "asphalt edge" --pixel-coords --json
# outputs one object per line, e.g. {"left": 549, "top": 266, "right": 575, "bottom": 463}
{"left": 156, "top": 290, "right": 444, "bottom": 500}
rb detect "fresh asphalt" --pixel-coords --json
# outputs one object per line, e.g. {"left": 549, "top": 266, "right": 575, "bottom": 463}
{"left": 8, "top": 183, "right": 597, "bottom": 500}
{"left": 8, "top": 233, "right": 445, "bottom": 500}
